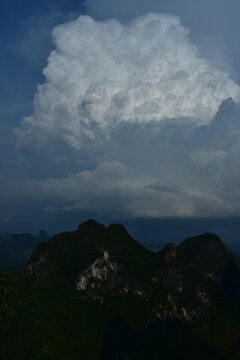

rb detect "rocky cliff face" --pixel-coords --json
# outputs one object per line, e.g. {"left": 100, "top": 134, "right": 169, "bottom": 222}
{"left": 2, "top": 219, "right": 237, "bottom": 360}
{"left": 23, "top": 221, "right": 240, "bottom": 326}
{"left": 4, "top": 220, "right": 236, "bottom": 360}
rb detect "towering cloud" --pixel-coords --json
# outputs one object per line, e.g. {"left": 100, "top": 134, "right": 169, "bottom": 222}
{"left": 9, "top": 13, "right": 240, "bottom": 222}
{"left": 16, "top": 13, "right": 240, "bottom": 149}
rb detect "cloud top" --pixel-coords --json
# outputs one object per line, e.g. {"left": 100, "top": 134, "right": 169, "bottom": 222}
{"left": 16, "top": 13, "right": 240, "bottom": 148}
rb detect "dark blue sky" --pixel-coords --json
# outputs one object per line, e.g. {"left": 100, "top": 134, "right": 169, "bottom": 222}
{"left": 1, "top": 0, "right": 240, "bottom": 244}
{"left": 0, "top": 0, "right": 85, "bottom": 132}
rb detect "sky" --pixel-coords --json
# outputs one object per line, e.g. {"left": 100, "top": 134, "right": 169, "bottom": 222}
{"left": 1, "top": 0, "right": 240, "bottom": 243}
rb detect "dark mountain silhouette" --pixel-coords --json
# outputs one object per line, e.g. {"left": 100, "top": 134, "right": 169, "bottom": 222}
{"left": 101, "top": 317, "right": 222, "bottom": 360}
{"left": 0, "top": 220, "right": 240, "bottom": 359}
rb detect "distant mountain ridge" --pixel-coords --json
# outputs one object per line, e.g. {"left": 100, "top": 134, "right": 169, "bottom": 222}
{"left": 1, "top": 220, "right": 240, "bottom": 359}
{"left": 0, "top": 230, "right": 50, "bottom": 271}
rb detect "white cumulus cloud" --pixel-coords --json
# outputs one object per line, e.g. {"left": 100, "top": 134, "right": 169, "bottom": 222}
{"left": 16, "top": 13, "right": 240, "bottom": 149}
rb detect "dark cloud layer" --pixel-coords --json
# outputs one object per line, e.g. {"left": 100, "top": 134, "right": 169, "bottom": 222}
{"left": 1, "top": 98, "right": 240, "bottom": 227}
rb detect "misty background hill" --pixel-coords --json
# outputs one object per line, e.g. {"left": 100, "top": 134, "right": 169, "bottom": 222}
{"left": 0, "top": 230, "right": 50, "bottom": 272}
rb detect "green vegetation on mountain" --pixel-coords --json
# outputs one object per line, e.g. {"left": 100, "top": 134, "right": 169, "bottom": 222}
{"left": 0, "top": 269, "right": 20, "bottom": 325}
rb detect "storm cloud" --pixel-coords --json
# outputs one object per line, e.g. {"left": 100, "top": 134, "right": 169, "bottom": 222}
{"left": 16, "top": 13, "right": 239, "bottom": 148}
{"left": 3, "top": 12, "right": 240, "bottom": 225}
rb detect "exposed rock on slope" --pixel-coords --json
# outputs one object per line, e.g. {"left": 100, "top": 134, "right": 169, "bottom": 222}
{"left": 5, "top": 220, "right": 237, "bottom": 360}
{"left": 24, "top": 221, "right": 240, "bottom": 324}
